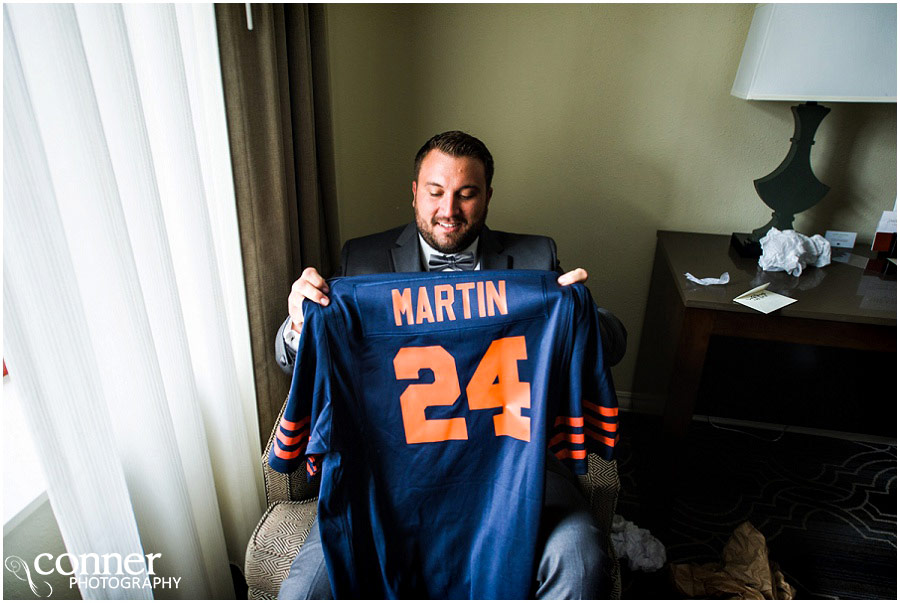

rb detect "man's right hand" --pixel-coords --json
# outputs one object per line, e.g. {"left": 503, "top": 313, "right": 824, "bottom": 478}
{"left": 288, "top": 267, "right": 330, "bottom": 332}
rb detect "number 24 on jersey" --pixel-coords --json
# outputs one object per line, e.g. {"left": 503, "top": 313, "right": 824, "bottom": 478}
{"left": 393, "top": 336, "right": 531, "bottom": 445}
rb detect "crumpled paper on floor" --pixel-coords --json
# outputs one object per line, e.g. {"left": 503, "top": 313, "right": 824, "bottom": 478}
{"left": 758, "top": 228, "right": 831, "bottom": 277}
{"left": 670, "top": 521, "right": 796, "bottom": 600}
{"left": 610, "top": 514, "right": 667, "bottom": 572}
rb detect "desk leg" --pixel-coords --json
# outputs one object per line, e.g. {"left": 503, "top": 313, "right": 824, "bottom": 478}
{"left": 641, "top": 308, "right": 715, "bottom": 539}
{"left": 662, "top": 308, "right": 714, "bottom": 439}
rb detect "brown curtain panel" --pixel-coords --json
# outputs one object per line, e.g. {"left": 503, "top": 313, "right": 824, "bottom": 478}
{"left": 215, "top": 3, "right": 338, "bottom": 451}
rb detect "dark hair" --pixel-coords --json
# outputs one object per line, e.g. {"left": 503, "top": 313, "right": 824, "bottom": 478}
{"left": 413, "top": 131, "right": 494, "bottom": 188}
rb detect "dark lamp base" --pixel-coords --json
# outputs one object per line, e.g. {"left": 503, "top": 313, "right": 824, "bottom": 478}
{"left": 731, "top": 233, "right": 762, "bottom": 258}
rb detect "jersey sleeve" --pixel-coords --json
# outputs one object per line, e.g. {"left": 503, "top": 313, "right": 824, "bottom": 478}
{"left": 549, "top": 286, "right": 619, "bottom": 473}
{"left": 268, "top": 300, "right": 334, "bottom": 478}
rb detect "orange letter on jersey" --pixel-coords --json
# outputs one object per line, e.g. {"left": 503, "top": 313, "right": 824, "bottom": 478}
{"left": 466, "top": 336, "right": 531, "bottom": 441}
{"left": 394, "top": 346, "right": 468, "bottom": 444}
{"left": 434, "top": 284, "right": 456, "bottom": 322}
{"left": 476, "top": 281, "right": 486, "bottom": 317}
{"left": 415, "top": 286, "right": 435, "bottom": 324}
{"left": 392, "top": 288, "right": 414, "bottom": 326}
{"left": 486, "top": 280, "right": 507, "bottom": 316}
{"left": 455, "top": 282, "right": 475, "bottom": 319}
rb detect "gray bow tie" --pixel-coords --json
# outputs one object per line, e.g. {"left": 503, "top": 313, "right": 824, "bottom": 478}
{"left": 428, "top": 252, "right": 476, "bottom": 271}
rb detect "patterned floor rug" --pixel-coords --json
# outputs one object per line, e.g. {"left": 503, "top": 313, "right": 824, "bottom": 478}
{"left": 615, "top": 412, "right": 897, "bottom": 600}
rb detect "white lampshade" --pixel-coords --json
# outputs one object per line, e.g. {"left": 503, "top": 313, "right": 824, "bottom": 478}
{"left": 732, "top": 3, "right": 897, "bottom": 102}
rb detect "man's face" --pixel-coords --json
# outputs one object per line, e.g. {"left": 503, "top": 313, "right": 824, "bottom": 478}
{"left": 412, "top": 150, "right": 492, "bottom": 254}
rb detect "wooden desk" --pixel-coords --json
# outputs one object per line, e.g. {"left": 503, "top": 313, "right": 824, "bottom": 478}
{"left": 632, "top": 231, "right": 897, "bottom": 438}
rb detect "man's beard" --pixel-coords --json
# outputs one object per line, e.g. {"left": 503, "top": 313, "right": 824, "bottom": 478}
{"left": 415, "top": 212, "right": 486, "bottom": 254}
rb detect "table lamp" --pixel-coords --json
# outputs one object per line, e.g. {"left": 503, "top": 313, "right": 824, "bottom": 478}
{"left": 730, "top": 3, "right": 897, "bottom": 257}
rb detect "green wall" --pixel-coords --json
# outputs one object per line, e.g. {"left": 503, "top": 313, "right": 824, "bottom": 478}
{"left": 3, "top": 497, "right": 80, "bottom": 600}
{"left": 318, "top": 4, "right": 897, "bottom": 407}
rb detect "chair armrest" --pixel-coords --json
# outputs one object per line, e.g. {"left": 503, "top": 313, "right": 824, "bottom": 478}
{"left": 577, "top": 453, "right": 622, "bottom": 599}
{"left": 576, "top": 454, "right": 620, "bottom": 535}
{"left": 245, "top": 500, "right": 318, "bottom": 599}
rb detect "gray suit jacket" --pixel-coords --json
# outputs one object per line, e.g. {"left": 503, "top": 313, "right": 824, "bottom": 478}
{"left": 275, "top": 222, "right": 625, "bottom": 373}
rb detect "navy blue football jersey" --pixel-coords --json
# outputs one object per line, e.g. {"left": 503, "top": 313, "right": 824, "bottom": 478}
{"left": 269, "top": 270, "right": 618, "bottom": 599}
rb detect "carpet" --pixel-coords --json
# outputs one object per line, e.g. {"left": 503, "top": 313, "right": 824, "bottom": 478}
{"left": 614, "top": 412, "right": 897, "bottom": 600}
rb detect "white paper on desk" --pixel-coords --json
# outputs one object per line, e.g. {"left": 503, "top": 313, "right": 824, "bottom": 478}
{"left": 733, "top": 283, "right": 797, "bottom": 314}
{"left": 876, "top": 210, "right": 897, "bottom": 233}
{"left": 825, "top": 230, "right": 857, "bottom": 248}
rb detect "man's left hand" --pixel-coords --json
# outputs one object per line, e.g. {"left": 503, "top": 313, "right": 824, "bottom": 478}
{"left": 558, "top": 268, "right": 588, "bottom": 286}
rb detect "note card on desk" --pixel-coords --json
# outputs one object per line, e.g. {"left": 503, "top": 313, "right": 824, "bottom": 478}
{"left": 733, "top": 283, "right": 797, "bottom": 314}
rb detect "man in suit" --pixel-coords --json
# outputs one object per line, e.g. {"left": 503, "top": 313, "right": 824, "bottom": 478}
{"left": 275, "top": 131, "right": 625, "bottom": 599}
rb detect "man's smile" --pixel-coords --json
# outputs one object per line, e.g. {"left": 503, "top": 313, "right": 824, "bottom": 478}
{"left": 435, "top": 220, "right": 465, "bottom": 232}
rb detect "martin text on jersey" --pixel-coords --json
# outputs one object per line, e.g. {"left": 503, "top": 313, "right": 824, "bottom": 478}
{"left": 391, "top": 280, "right": 508, "bottom": 326}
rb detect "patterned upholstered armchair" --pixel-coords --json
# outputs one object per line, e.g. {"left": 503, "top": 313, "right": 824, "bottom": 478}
{"left": 245, "top": 397, "right": 622, "bottom": 599}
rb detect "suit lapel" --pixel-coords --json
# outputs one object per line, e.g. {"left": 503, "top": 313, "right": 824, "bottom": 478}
{"left": 390, "top": 222, "right": 422, "bottom": 273}
{"left": 479, "top": 226, "right": 510, "bottom": 270}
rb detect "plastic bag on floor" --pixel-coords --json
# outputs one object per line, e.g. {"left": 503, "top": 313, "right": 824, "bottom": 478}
{"left": 670, "top": 521, "right": 796, "bottom": 599}
{"left": 610, "top": 514, "right": 667, "bottom": 571}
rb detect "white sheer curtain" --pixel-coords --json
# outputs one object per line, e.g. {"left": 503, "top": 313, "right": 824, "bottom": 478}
{"left": 4, "top": 3, "right": 263, "bottom": 599}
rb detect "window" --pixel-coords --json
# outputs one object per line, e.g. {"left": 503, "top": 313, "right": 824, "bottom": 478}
{"left": 3, "top": 361, "right": 48, "bottom": 525}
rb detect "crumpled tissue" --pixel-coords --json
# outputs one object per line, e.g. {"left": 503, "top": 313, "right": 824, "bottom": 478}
{"left": 610, "top": 514, "right": 667, "bottom": 572}
{"left": 758, "top": 228, "right": 831, "bottom": 277}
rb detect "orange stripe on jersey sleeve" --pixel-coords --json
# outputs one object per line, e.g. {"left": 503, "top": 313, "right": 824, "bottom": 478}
{"left": 584, "top": 414, "right": 617, "bottom": 434}
{"left": 583, "top": 400, "right": 618, "bottom": 417}
{"left": 549, "top": 432, "right": 586, "bottom": 448}
{"left": 585, "top": 425, "right": 616, "bottom": 449}
{"left": 554, "top": 448, "right": 587, "bottom": 461}
{"left": 554, "top": 416, "right": 584, "bottom": 428}
{"left": 273, "top": 445, "right": 302, "bottom": 460}
{"left": 280, "top": 416, "right": 310, "bottom": 431}
{"left": 276, "top": 428, "right": 309, "bottom": 447}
